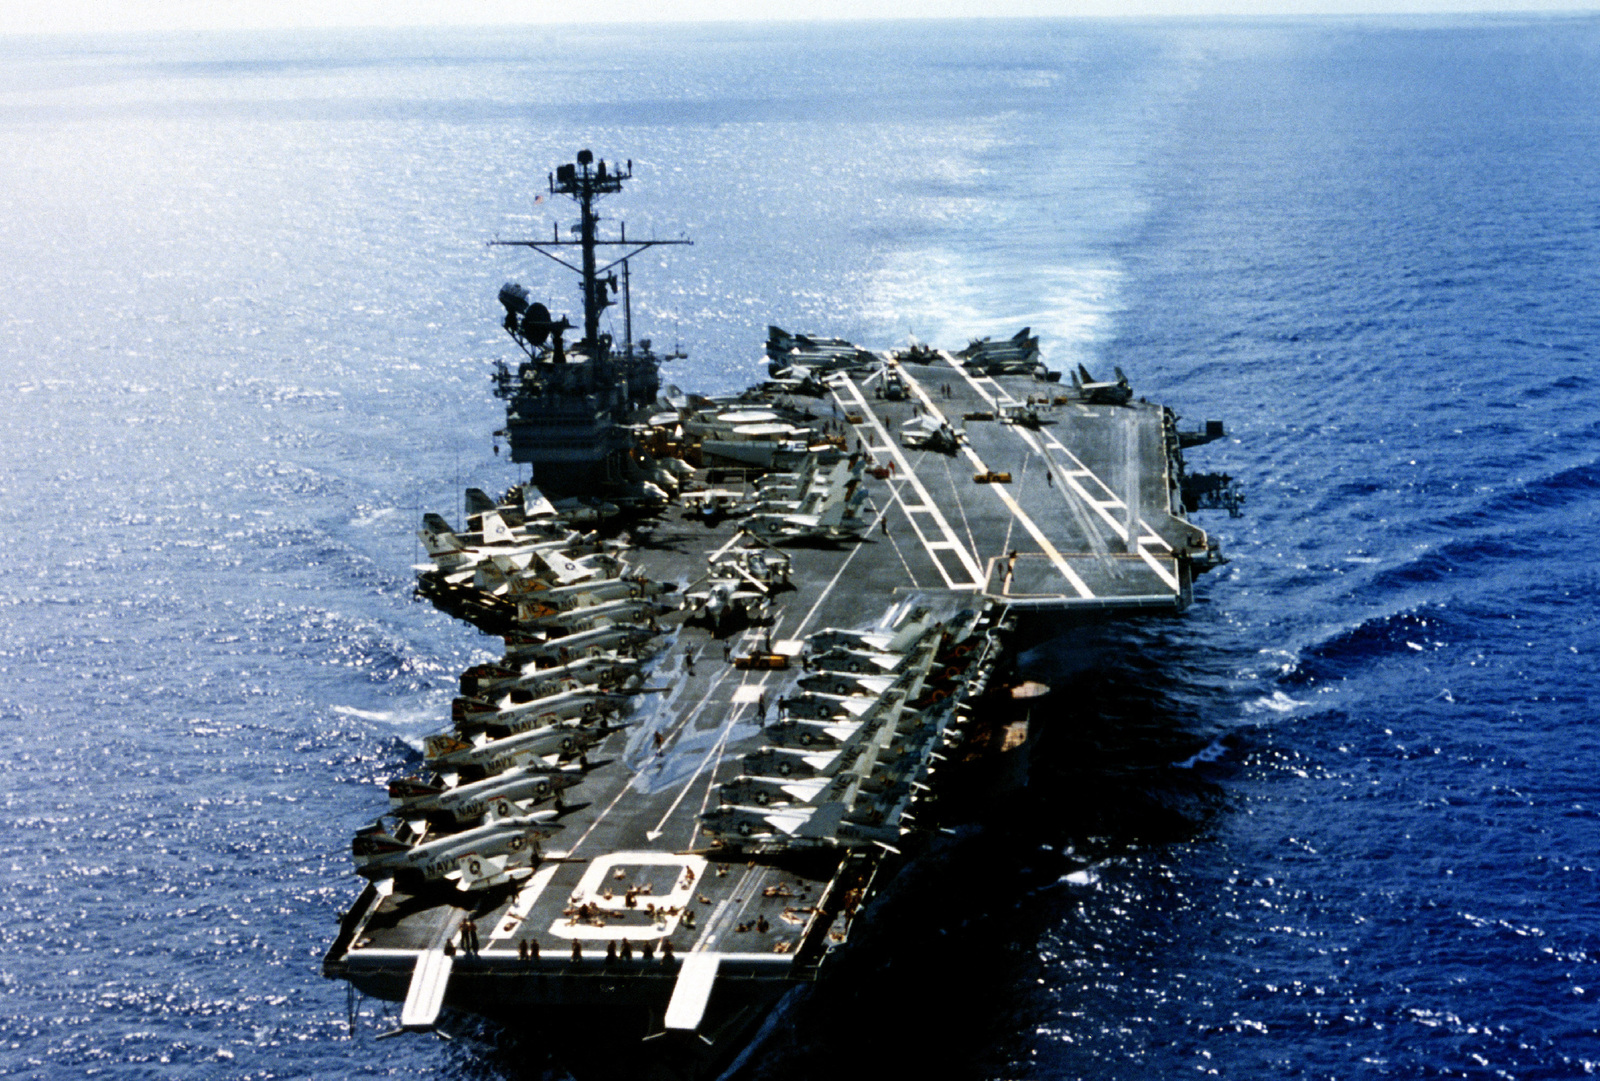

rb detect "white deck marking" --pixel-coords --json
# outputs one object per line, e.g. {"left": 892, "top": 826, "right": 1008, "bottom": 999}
{"left": 896, "top": 362, "right": 1094, "bottom": 599}
{"left": 549, "top": 851, "right": 706, "bottom": 942}
{"left": 871, "top": 494, "right": 923, "bottom": 588}
{"left": 831, "top": 374, "right": 984, "bottom": 588}
{"left": 939, "top": 357, "right": 1182, "bottom": 593}
{"left": 941, "top": 455, "right": 984, "bottom": 564}
{"left": 487, "top": 862, "right": 562, "bottom": 945}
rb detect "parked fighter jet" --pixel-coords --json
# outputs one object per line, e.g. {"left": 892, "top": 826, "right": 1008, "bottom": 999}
{"left": 807, "top": 647, "right": 907, "bottom": 675}
{"left": 463, "top": 540, "right": 619, "bottom": 596}
{"left": 738, "top": 745, "right": 842, "bottom": 778}
{"left": 424, "top": 718, "right": 618, "bottom": 776}
{"left": 387, "top": 764, "right": 585, "bottom": 825}
{"left": 741, "top": 478, "right": 868, "bottom": 544}
{"left": 717, "top": 764, "right": 927, "bottom": 823}
{"left": 697, "top": 800, "right": 846, "bottom": 843}
{"left": 462, "top": 487, "right": 568, "bottom": 537}
{"left": 804, "top": 626, "right": 894, "bottom": 653}
{"left": 682, "top": 546, "right": 783, "bottom": 632}
{"left": 502, "top": 622, "right": 657, "bottom": 659}
{"left": 900, "top": 414, "right": 963, "bottom": 454}
{"left": 699, "top": 798, "right": 905, "bottom": 849}
{"left": 681, "top": 576, "right": 768, "bottom": 633}
{"left": 460, "top": 654, "right": 641, "bottom": 700}
{"left": 765, "top": 326, "right": 879, "bottom": 376}
{"left": 417, "top": 512, "right": 580, "bottom": 575}
{"left": 1070, "top": 364, "right": 1133, "bottom": 405}
{"left": 806, "top": 608, "right": 933, "bottom": 656}
{"left": 762, "top": 366, "right": 827, "bottom": 397}
{"left": 796, "top": 671, "right": 897, "bottom": 697}
{"left": 777, "top": 693, "right": 876, "bottom": 722}
{"left": 515, "top": 597, "right": 665, "bottom": 634}
{"left": 351, "top": 803, "right": 560, "bottom": 892}
{"left": 509, "top": 575, "right": 666, "bottom": 616}
{"left": 763, "top": 718, "right": 864, "bottom": 750}
{"left": 454, "top": 687, "right": 629, "bottom": 738}
{"left": 714, "top": 774, "right": 836, "bottom": 809}
{"left": 955, "top": 327, "right": 1043, "bottom": 376}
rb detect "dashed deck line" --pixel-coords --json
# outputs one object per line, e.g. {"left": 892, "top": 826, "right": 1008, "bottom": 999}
{"left": 939, "top": 357, "right": 1182, "bottom": 593}
{"left": 894, "top": 361, "right": 1094, "bottom": 600}
{"left": 830, "top": 375, "right": 984, "bottom": 588}
{"left": 872, "top": 494, "right": 923, "bottom": 588}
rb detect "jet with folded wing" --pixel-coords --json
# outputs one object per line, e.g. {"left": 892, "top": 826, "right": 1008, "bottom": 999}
{"left": 387, "top": 764, "right": 585, "bottom": 826}
{"left": 900, "top": 414, "right": 964, "bottom": 454}
{"left": 740, "top": 477, "right": 869, "bottom": 544}
{"left": 351, "top": 802, "right": 561, "bottom": 892}
{"left": 1070, "top": 363, "right": 1133, "bottom": 405}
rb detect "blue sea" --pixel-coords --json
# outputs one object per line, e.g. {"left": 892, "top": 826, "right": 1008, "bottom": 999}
{"left": 3, "top": 14, "right": 1599, "bottom": 1079}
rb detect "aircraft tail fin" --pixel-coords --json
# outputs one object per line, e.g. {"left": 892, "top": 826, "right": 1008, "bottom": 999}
{"left": 480, "top": 510, "right": 515, "bottom": 546}
{"left": 352, "top": 825, "right": 409, "bottom": 859}
{"left": 886, "top": 612, "right": 932, "bottom": 654}
{"left": 796, "top": 800, "right": 846, "bottom": 840}
{"left": 419, "top": 514, "right": 465, "bottom": 556}
{"left": 424, "top": 733, "right": 473, "bottom": 760}
{"left": 483, "top": 797, "right": 519, "bottom": 824}
{"left": 535, "top": 549, "right": 592, "bottom": 585}
{"left": 522, "top": 485, "right": 558, "bottom": 520}
{"left": 455, "top": 852, "right": 505, "bottom": 891}
{"left": 816, "top": 496, "right": 847, "bottom": 531}
{"left": 464, "top": 488, "right": 497, "bottom": 516}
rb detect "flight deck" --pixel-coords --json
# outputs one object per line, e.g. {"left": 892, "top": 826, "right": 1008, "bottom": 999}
{"left": 322, "top": 149, "right": 1230, "bottom": 1078}
{"left": 326, "top": 349, "right": 1221, "bottom": 1053}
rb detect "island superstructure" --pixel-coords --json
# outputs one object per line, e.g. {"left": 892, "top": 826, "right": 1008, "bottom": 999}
{"left": 323, "top": 150, "right": 1236, "bottom": 1078}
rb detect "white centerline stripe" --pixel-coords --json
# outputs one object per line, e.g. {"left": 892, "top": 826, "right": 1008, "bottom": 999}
{"left": 830, "top": 375, "right": 984, "bottom": 588}
{"left": 896, "top": 361, "right": 1094, "bottom": 599}
{"left": 943, "top": 358, "right": 1182, "bottom": 593}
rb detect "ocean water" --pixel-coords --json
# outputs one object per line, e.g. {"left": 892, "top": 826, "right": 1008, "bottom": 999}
{"left": 2, "top": 15, "right": 1598, "bottom": 1079}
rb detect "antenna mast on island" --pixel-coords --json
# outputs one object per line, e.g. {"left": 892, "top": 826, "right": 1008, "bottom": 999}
{"left": 491, "top": 149, "right": 691, "bottom": 355}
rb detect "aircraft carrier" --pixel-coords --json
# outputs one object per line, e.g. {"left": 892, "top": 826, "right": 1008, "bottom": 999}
{"left": 322, "top": 150, "right": 1237, "bottom": 1078}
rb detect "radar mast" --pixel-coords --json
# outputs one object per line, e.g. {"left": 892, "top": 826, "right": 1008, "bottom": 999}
{"left": 492, "top": 150, "right": 691, "bottom": 355}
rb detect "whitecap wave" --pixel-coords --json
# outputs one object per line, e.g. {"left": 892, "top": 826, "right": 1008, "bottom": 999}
{"left": 1244, "top": 691, "right": 1310, "bottom": 714}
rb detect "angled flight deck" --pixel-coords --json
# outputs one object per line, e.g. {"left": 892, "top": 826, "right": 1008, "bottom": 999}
{"left": 832, "top": 354, "right": 1206, "bottom": 610}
